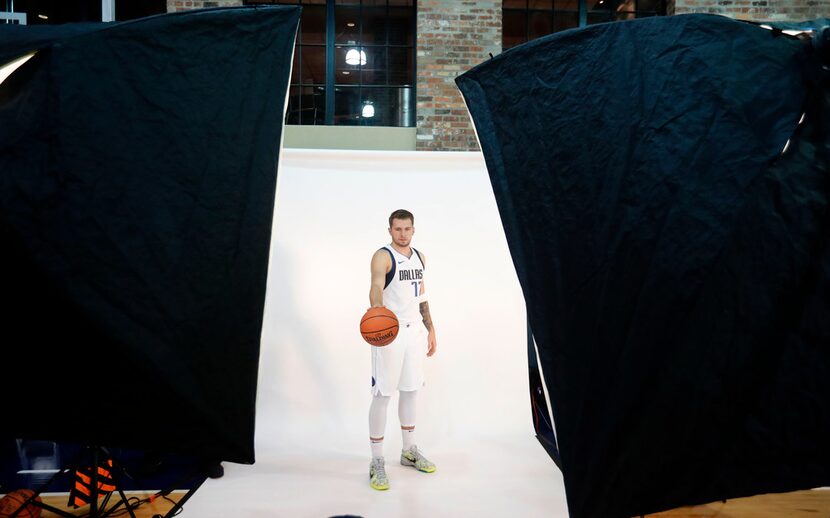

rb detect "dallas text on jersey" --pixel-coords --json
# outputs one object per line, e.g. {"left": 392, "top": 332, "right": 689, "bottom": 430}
{"left": 398, "top": 269, "right": 424, "bottom": 281}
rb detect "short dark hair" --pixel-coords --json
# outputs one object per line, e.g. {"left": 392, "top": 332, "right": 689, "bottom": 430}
{"left": 388, "top": 209, "right": 414, "bottom": 227}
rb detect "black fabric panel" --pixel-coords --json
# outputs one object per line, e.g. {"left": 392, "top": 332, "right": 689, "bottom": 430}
{"left": 0, "top": 6, "right": 299, "bottom": 464}
{"left": 457, "top": 13, "right": 830, "bottom": 518}
{"left": 0, "top": 23, "right": 102, "bottom": 65}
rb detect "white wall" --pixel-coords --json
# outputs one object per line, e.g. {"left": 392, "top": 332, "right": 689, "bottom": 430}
{"left": 256, "top": 149, "right": 533, "bottom": 452}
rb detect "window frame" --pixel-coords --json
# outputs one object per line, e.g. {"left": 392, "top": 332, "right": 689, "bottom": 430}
{"left": 246, "top": 0, "right": 417, "bottom": 127}
{"left": 503, "top": 0, "right": 667, "bottom": 51}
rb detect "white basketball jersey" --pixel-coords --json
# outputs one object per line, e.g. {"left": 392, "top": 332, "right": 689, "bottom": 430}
{"left": 381, "top": 245, "right": 426, "bottom": 324}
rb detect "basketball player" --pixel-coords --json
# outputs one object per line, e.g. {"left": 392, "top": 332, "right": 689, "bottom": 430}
{"left": 367, "top": 209, "right": 437, "bottom": 491}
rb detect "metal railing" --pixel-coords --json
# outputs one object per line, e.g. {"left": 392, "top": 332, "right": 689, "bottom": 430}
{"left": 1, "top": 11, "right": 27, "bottom": 24}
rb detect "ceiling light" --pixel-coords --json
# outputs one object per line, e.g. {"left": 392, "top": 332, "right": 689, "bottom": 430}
{"left": 347, "top": 22, "right": 356, "bottom": 27}
{"left": 38, "top": 14, "right": 48, "bottom": 19}
{"left": 345, "top": 49, "right": 367, "bottom": 66}
{"left": 362, "top": 103, "right": 375, "bottom": 118}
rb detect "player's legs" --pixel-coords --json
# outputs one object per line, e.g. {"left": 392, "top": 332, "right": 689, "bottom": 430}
{"left": 397, "top": 328, "right": 435, "bottom": 473}
{"left": 398, "top": 389, "right": 417, "bottom": 450}
{"left": 370, "top": 331, "right": 406, "bottom": 492}
{"left": 368, "top": 394, "right": 391, "bottom": 490}
{"left": 369, "top": 394, "right": 390, "bottom": 458}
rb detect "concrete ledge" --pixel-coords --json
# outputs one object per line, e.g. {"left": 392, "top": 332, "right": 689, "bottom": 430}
{"left": 283, "top": 125, "right": 417, "bottom": 151}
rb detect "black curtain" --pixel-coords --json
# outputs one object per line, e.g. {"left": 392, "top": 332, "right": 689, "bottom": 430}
{"left": 457, "top": 14, "right": 830, "bottom": 517}
{"left": 0, "top": 6, "right": 299, "bottom": 464}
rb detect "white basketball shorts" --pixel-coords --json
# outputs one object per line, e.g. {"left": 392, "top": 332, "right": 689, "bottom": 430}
{"left": 371, "top": 321, "right": 426, "bottom": 396}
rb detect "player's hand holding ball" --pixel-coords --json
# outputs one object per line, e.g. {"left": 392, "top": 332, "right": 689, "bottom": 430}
{"left": 360, "top": 307, "right": 399, "bottom": 346}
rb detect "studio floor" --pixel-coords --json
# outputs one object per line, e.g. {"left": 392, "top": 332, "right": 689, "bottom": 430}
{"left": 24, "top": 438, "right": 830, "bottom": 518}
{"left": 180, "top": 439, "right": 830, "bottom": 518}
{"left": 182, "top": 435, "right": 568, "bottom": 517}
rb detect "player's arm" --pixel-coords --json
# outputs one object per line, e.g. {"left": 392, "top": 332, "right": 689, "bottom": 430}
{"left": 418, "top": 252, "right": 437, "bottom": 357}
{"left": 369, "top": 249, "right": 391, "bottom": 308}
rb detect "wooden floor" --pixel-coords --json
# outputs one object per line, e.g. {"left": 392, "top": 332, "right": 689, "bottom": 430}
{"left": 35, "top": 492, "right": 183, "bottom": 518}
{"left": 10, "top": 489, "right": 828, "bottom": 517}
{"left": 651, "top": 489, "right": 830, "bottom": 517}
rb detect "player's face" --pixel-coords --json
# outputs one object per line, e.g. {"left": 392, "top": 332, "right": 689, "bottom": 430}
{"left": 389, "top": 218, "right": 414, "bottom": 247}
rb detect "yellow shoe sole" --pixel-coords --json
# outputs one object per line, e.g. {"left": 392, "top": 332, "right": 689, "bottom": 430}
{"left": 370, "top": 480, "right": 390, "bottom": 490}
{"left": 401, "top": 457, "right": 436, "bottom": 473}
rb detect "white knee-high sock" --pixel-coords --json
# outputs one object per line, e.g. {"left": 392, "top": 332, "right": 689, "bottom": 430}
{"left": 398, "top": 390, "right": 418, "bottom": 450}
{"left": 369, "top": 394, "right": 391, "bottom": 459}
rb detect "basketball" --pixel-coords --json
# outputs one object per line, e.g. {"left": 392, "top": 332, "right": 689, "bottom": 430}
{"left": 360, "top": 307, "right": 399, "bottom": 346}
{"left": 0, "top": 489, "right": 42, "bottom": 518}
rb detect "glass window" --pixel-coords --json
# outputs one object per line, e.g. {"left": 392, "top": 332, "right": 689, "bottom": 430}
{"left": 335, "top": 6, "right": 361, "bottom": 43}
{"left": 503, "top": 9, "right": 528, "bottom": 49}
{"left": 334, "top": 86, "right": 413, "bottom": 126}
{"left": 636, "top": 0, "right": 662, "bottom": 12}
{"left": 246, "top": 0, "right": 416, "bottom": 127}
{"left": 387, "top": 6, "right": 414, "bottom": 45}
{"left": 387, "top": 47, "right": 414, "bottom": 85}
{"left": 5, "top": 0, "right": 166, "bottom": 24}
{"left": 300, "top": 46, "right": 327, "bottom": 84}
{"left": 529, "top": 0, "right": 553, "bottom": 9}
{"left": 287, "top": 86, "right": 326, "bottom": 125}
{"left": 503, "top": 0, "right": 665, "bottom": 50}
{"left": 360, "top": 47, "right": 387, "bottom": 85}
{"left": 334, "top": 86, "right": 362, "bottom": 124}
{"left": 361, "top": 7, "right": 388, "bottom": 44}
{"left": 553, "top": 12, "right": 579, "bottom": 33}
{"left": 301, "top": 4, "right": 327, "bottom": 44}
{"left": 587, "top": 11, "right": 614, "bottom": 24}
{"left": 528, "top": 11, "right": 553, "bottom": 41}
{"left": 115, "top": 0, "right": 167, "bottom": 21}
{"left": 11, "top": 0, "right": 102, "bottom": 24}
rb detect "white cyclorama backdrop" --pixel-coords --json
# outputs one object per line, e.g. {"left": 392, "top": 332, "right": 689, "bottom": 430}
{"left": 258, "top": 149, "right": 536, "bottom": 446}
{"left": 184, "top": 149, "right": 567, "bottom": 517}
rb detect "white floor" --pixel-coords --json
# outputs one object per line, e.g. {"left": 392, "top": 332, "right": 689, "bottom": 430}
{"left": 183, "top": 435, "right": 569, "bottom": 518}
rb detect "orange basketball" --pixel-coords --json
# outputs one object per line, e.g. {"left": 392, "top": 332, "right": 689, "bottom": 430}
{"left": 360, "top": 307, "right": 399, "bottom": 346}
{"left": 0, "top": 489, "right": 42, "bottom": 518}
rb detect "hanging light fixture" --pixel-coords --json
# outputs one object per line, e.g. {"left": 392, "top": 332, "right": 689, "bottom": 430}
{"left": 345, "top": 49, "right": 367, "bottom": 66}
{"left": 362, "top": 102, "right": 375, "bottom": 118}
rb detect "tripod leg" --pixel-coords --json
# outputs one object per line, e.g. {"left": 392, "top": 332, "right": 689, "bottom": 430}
{"left": 95, "top": 449, "right": 137, "bottom": 518}
{"left": 112, "top": 487, "right": 138, "bottom": 518}
{"left": 160, "top": 474, "right": 208, "bottom": 518}
{"left": 90, "top": 447, "right": 100, "bottom": 517}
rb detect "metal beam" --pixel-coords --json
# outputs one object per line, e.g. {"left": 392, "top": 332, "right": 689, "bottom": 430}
{"left": 102, "top": 0, "right": 115, "bottom": 22}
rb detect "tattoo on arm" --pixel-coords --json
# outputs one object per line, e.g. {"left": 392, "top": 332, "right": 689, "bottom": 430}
{"left": 420, "top": 301, "right": 433, "bottom": 332}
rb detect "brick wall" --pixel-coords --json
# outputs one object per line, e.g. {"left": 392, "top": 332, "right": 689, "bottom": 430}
{"left": 416, "top": 0, "right": 501, "bottom": 151}
{"left": 671, "top": 0, "right": 830, "bottom": 20}
{"left": 167, "top": 0, "right": 241, "bottom": 13}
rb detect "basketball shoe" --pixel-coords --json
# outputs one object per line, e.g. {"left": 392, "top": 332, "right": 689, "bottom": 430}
{"left": 369, "top": 457, "right": 389, "bottom": 490}
{"left": 400, "top": 446, "right": 436, "bottom": 473}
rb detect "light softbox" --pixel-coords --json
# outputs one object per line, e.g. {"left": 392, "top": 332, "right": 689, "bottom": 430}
{"left": 457, "top": 13, "right": 830, "bottom": 518}
{"left": 0, "top": 6, "right": 300, "bottom": 464}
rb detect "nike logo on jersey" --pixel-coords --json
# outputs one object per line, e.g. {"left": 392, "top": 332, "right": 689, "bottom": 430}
{"left": 398, "top": 260, "right": 404, "bottom": 264}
